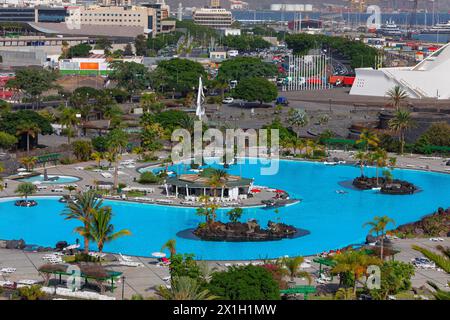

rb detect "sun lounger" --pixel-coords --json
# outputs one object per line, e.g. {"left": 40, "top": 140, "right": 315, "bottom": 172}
{"left": 119, "top": 261, "right": 143, "bottom": 267}
{"left": 74, "top": 167, "right": 84, "bottom": 171}
{"left": 17, "top": 279, "right": 39, "bottom": 285}
{"left": 162, "top": 276, "right": 171, "bottom": 282}
{"left": 101, "top": 172, "right": 113, "bottom": 178}
{"left": 119, "top": 253, "right": 133, "bottom": 262}
{"left": 0, "top": 267, "right": 16, "bottom": 273}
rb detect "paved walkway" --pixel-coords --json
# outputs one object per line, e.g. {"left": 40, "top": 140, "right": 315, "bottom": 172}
{"left": 1, "top": 237, "right": 448, "bottom": 299}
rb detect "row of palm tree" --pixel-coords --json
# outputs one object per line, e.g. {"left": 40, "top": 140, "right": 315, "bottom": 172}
{"left": 281, "top": 137, "right": 324, "bottom": 158}
{"left": 61, "top": 190, "right": 131, "bottom": 254}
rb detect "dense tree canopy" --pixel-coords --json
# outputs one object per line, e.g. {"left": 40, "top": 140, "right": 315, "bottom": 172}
{"left": 233, "top": 77, "right": 278, "bottom": 104}
{"left": 419, "top": 122, "right": 450, "bottom": 147}
{"left": 222, "top": 35, "right": 271, "bottom": 51}
{"left": 208, "top": 265, "right": 280, "bottom": 300}
{"left": 109, "top": 61, "right": 151, "bottom": 94}
{"left": 0, "top": 131, "right": 18, "bottom": 149}
{"left": 6, "top": 69, "right": 58, "bottom": 105}
{"left": 153, "top": 58, "right": 207, "bottom": 94}
{"left": 66, "top": 43, "right": 92, "bottom": 58}
{"left": 218, "top": 57, "right": 278, "bottom": 82}
{"left": 0, "top": 110, "right": 53, "bottom": 136}
{"left": 285, "top": 34, "right": 378, "bottom": 69}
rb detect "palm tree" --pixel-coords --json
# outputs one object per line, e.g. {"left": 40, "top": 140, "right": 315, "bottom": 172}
{"left": 91, "top": 151, "right": 103, "bottom": 168}
{"left": 161, "top": 239, "right": 176, "bottom": 258}
{"left": 19, "top": 156, "right": 37, "bottom": 172}
{"left": 368, "top": 148, "right": 388, "bottom": 185}
{"left": 357, "top": 129, "right": 380, "bottom": 152}
{"left": 16, "top": 123, "right": 41, "bottom": 153}
{"left": 59, "top": 106, "right": 79, "bottom": 144}
{"left": 15, "top": 182, "right": 36, "bottom": 203}
{"left": 386, "top": 85, "right": 408, "bottom": 110}
{"left": 155, "top": 276, "right": 217, "bottom": 300}
{"left": 106, "top": 129, "right": 129, "bottom": 190}
{"left": 287, "top": 108, "right": 309, "bottom": 137}
{"left": 0, "top": 163, "right": 4, "bottom": 191}
{"left": 196, "top": 195, "right": 219, "bottom": 225}
{"left": 363, "top": 215, "right": 395, "bottom": 260}
{"left": 282, "top": 256, "right": 312, "bottom": 283}
{"left": 64, "top": 185, "right": 77, "bottom": 195}
{"left": 87, "top": 206, "right": 131, "bottom": 254}
{"left": 388, "top": 109, "right": 415, "bottom": 154}
{"left": 354, "top": 151, "right": 367, "bottom": 177}
{"left": 61, "top": 190, "right": 103, "bottom": 254}
{"left": 210, "top": 168, "right": 229, "bottom": 200}
{"left": 426, "top": 281, "right": 450, "bottom": 300}
{"left": 331, "top": 250, "right": 382, "bottom": 294}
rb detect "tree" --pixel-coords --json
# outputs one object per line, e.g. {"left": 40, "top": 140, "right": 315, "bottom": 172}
{"left": 123, "top": 43, "right": 133, "bottom": 56}
{"left": 87, "top": 206, "right": 131, "bottom": 254}
{"left": 196, "top": 196, "right": 219, "bottom": 225}
{"left": 227, "top": 208, "right": 243, "bottom": 223}
{"left": 91, "top": 151, "right": 104, "bottom": 168}
{"left": 72, "top": 140, "right": 93, "bottom": 162}
{"left": 357, "top": 129, "right": 380, "bottom": 152}
{"left": 0, "top": 131, "right": 18, "bottom": 150}
{"left": 233, "top": 77, "right": 277, "bottom": 104}
{"left": 61, "top": 190, "right": 104, "bottom": 254}
{"left": 59, "top": 106, "right": 80, "bottom": 144}
{"left": 17, "top": 285, "right": 46, "bottom": 300}
{"left": 334, "top": 287, "right": 356, "bottom": 300}
{"left": 369, "top": 261, "right": 415, "bottom": 300}
{"left": 368, "top": 148, "right": 388, "bottom": 185}
{"left": 363, "top": 215, "right": 395, "bottom": 260}
{"left": 106, "top": 129, "right": 129, "bottom": 190}
{"left": 287, "top": 109, "right": 309, "bottom": 137}
{"left": 208, "top": 265, "right": 280, "bottom": 300}
{"left": 161, "top": 239, "right": 177, "bottom": 258}
{"left": 67, "top": 43, "right": 92, "bottom": 58}
{"left": 94, "top": 37, "right": 113, "bottom": 52}
{"left": 389, "top": 109, "right": 415, "bottom": 154}
{"left": 6, "top": 68, "right": 57, "bottom": 108}
{"left": 19, "top": 156, "right": 37, "bottom": 171}
{"left": 418, "top": 122, "right": 450, "bottom": 147}
{"left": 16, "top": 123, "right": 41, "bottom": 153}
{"left": 386, "top": 85, "right": 408, "bottom": 110}
{"left": 218, "top": 57, "right": 278, "bottom": 82}
{"left": 134, "top": 34, "right": 147, "bottom": 56}
{"left": 15, "top": 182, "right": 36, "bottom": 202}
{"left": 109, "top": 61, "right": 151, "bottom": 96}
{"left": 282, "top": 256, "right": 312, "bottom": 283}
{"left": 331, "top": 250, "right": 382, "bottom": 294}
{"left": 354, "top": 151, "right": 367, "bottom": 177}
{"left": 153, "top": 58, "right": 207, "bottom": 94}
{"left": 155, "top": 276, "right": 217, "bottom": 300}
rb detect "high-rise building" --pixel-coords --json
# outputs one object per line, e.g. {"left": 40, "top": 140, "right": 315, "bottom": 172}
{"left": 193, "top": 1, "right": 232, "bottom": 29}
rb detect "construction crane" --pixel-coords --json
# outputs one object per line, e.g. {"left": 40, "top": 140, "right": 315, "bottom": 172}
{"left": 407, "top": 0, "right": 419, "bottom": 39}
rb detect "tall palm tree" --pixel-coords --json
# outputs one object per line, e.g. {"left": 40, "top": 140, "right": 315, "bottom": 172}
{"left": 106, "top": 129, "right": 129, "bottom": 190}
{"left": 16, "top": 123, "right": 41, "bottom": 153}
{"left": 161, "top": 239, "right": 176, "bottom": 258}
{"left": 368, "top": 148, "right": 388, "bottom": 185}
{"left": 354, "top": 151, "right": 367, "bottom": 177}
{"left": 363, "top": 215, "right": 395, "bottom": 260}
{"left": 155, "top": 276, "right": 217, "bottom": 300}
{"left": 210, "top": 168, "right": 229, "bottom": 199}
{"left": 61, "top": 190, "right": 103, "bottom": 254}
{"left": 282, "top": 256, "right": 312, "bottom": 283}
{"left": 357, "top": 129, "right": 380, "bottom": 152}
{"left": 87, "top": 206, "right": 131, "bottom": 254}
{"left": 386, "top": 85, "right": 408, "bottom": 110}
{"left": 196, "top": 195, "right": 219, "bottom": 225}
{"left": 0, "top": 163, "right": 4, "bottom": 191}
{"left": 331, "top": 250, "right": 382, "bottom": 294}
{"left": 388, "top": 109, "right": 415, "bottom": 155}
{"left": 59, "top": 106, "right": 79, "bottom": 144}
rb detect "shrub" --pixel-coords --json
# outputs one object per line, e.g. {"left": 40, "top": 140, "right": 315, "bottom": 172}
{"left": 208, "top": 265, "right": 280, "bottom": 300}
{"left": 138, "top": 171, "right": 162, "bottom": 184}
{"left": 72, "top": 140, "right": 93, "bottom": 161}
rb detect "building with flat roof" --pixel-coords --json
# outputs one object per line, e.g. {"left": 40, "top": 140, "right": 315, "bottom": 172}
{"left": 193, "top": 7, "right": 233, "bottom": 29}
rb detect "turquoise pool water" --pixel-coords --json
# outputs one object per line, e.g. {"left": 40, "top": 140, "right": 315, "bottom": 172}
{"left": 17, "top": 175, "right": 80, "bottom": 184}
{"left": 2, "top": 159, "right": 450, "bottom": 260}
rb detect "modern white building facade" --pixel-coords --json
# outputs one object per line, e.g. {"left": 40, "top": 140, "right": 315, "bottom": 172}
{"left": 350, "top": 43, "right": 450, "bottom": 100}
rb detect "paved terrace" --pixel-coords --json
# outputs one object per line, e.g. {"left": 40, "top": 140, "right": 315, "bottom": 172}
{"left": 0, "top": 237, "right": 449, "bottom": 300}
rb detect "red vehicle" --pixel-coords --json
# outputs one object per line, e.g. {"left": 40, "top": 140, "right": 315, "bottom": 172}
{"left": 342, "top": 76, "right": 355, "bottom": 86}
{"left": 328, "top": 75, "right": 355, "bottom": 87}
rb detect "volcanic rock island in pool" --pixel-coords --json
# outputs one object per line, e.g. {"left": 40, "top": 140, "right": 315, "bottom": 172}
{"left": 178, "top": 220, "right": 310, "bottom": 242}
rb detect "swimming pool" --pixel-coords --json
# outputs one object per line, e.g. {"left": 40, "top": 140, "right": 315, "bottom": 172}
{"left": 1, "top": 159, "right": 450, "bottom": 260}
{"left": 16, "top": 174, "right": 81, "bottom": 184}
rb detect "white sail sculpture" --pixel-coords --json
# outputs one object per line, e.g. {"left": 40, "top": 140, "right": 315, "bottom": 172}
{"left": 195, "top": 76, "right": 205, "bottom": 120}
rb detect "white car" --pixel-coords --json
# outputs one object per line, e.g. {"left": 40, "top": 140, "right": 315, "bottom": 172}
{"left": 222, "top": 97, "right": 234, "bottom": 104}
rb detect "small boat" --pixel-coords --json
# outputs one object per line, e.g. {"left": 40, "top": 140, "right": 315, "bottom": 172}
{"left": 371, "top": 187, "right": 381, "bottom": 191}
{"left": 324, "top": 161, "right": 338, "bottom": 166}
{"left": 336, "top": 190, "right": 348, "bottom": 194}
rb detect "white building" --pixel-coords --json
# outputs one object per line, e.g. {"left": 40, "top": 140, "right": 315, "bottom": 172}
{"left": 350, "top": 43, "right": 450, "bottom": 100}
{"left": 193, "top": 7, "right": 233, "bottom": 29}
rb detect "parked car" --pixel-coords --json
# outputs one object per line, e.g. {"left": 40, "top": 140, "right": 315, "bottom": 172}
{"left": 222, "top": 97, "right": 234, "bottom": 104}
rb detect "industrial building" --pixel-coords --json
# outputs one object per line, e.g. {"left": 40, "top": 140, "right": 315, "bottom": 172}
{"left": 350, "top": 43, "right": 450, "bottom": 100}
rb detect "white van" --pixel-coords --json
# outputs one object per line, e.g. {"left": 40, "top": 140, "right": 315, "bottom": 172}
{"left": 227, "top": 50, "right": 239, "bottom": 58}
